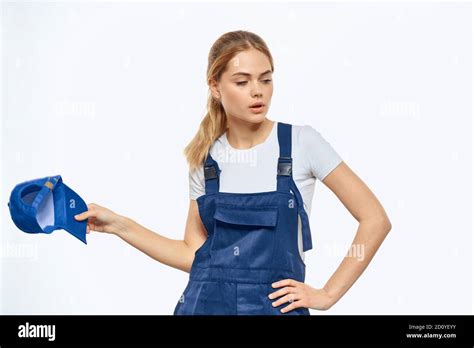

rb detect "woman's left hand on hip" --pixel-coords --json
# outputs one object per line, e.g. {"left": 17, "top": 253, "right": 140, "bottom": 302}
{"left": 268, "top": 278, "right": 334, "bottom": 313}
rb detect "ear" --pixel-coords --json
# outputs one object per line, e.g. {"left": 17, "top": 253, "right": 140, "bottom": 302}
{"left": 209, "top": 78, "right": 220, "bottom": 99}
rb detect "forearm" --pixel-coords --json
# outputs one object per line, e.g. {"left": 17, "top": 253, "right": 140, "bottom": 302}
{"left": 114, "top": 216, "right": 195, "bottom": 273}
{"left": 323, "top": 217, "right": 392, "bottom": 307}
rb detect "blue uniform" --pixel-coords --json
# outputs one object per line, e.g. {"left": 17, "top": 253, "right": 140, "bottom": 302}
{"left": 174, "top": 122, "right": 313, "bottom": 315}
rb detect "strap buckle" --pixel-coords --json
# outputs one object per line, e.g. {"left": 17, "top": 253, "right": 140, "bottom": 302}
{"left": 204, "top": 165, "right": 218, "bottom": 180}
{"left": 277, "top": 157, "right": 292, "bottom": 176}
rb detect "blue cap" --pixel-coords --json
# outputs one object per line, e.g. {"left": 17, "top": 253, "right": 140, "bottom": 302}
{"left": 7, "top": 175, "right": 88, "bottom": 244}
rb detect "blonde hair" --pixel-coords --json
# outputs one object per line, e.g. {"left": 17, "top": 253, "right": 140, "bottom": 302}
{"left": 183, "top": 30, "right": 274, "bottom": 170}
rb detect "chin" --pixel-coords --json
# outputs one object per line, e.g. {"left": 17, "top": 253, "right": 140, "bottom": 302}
{"left": 234, "top": 112, "right": 267, "bottom": 124}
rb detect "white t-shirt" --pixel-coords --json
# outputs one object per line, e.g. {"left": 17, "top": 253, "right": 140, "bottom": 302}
{"left": 189, "top": 121, "right": 343, "bottom": 261}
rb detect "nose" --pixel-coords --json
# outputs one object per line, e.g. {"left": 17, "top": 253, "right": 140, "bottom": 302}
{"left": 252, "top": 90, "right": 263, "bottom": 98}
{"left": 251, "top": 81, "right": 263, "bottom": 98}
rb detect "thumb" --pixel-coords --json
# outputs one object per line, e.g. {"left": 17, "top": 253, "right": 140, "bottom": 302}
{"left": 74, "top": 210, "right": 95, "bottom": 221}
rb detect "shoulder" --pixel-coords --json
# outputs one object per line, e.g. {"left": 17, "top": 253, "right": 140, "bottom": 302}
{"left": 188, "top": 135, "right": 225, "bottom": 193}
{"left": 291, "top": 124, "right": 327, "bottom": 148}
{"left": 290, "top": 123, "right": 343, "bottom": 181}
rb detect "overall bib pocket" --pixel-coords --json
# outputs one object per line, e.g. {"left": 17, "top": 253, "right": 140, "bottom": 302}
{"left": 210, "top": 203, "right": 279, "bottom": 269}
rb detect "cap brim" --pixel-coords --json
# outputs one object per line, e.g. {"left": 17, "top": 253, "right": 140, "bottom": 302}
{"left": 59, "top": 183, "right": 88, "bottom": 244}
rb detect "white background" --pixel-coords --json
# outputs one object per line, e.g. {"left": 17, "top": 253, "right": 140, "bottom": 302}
{"left": 1, "top": 1, "right": 472, "bottom": 314}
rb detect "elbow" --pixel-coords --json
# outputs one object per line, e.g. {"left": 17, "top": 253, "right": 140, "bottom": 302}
{"left": 383, "top": 218, "right": 392, "bottom": 234}
{"left": 379, "top": 215, "right": 392, "bottom": 234}
{"left": 362, "top": 215, "right": 392, "bottom": 234}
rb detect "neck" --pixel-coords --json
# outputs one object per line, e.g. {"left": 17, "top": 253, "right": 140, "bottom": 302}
{"left": 226, "top": 117, "right": 274, "bottom": 150}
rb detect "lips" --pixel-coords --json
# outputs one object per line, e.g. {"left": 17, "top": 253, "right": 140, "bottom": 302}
{"left": 249, "top": 102, "right": 264, "bottom": 108}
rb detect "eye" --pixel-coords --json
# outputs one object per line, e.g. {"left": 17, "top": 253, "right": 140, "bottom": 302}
{"left": 236, "top": 79, "right": 272, "bottom": 86}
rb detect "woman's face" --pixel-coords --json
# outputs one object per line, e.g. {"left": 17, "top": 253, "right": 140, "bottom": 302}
{"left": 210, "top": 48, "right": 273, "bottom": 124}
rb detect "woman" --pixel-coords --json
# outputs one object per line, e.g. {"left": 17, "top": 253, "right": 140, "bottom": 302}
{"left": 75, "top": 30, "right": 392, "bottom": 315}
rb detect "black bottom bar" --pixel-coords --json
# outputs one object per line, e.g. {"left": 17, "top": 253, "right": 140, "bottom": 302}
{"left": 0, "top": 315, "right": 472, "bottom": 346}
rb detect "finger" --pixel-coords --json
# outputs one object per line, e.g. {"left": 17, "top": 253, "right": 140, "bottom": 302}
{"left": 280, "top": 299, "right": 305, "bottom": 313}
{"left": 89, "top": 219, "right": 104, "bottom": 233}
{"left": 74, "top": 210, "right": 95, "bottom": 221}
{"left": 272, "top": 293, "right": 300, "bottom": 308}
{"left": 268, "top": 286, "right": 293, "bottom": 300}
{"left": 272, "top": 279, "right": 297, "bottom": 289}
{"left": 86, "top": 224, "right": 90, "bottom": 234}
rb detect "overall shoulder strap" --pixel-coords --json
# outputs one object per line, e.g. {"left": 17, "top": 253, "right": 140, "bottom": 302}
{"left": 203, "top": 151, "right": 221, "bottom": 195}
{"left": 276, "top": 122, "right": 292, "bottom": 193}
{"left": 276, "top": 122, "right": 313, "bottom": 252}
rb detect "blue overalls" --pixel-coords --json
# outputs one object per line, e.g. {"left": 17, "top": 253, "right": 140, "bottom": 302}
{"left": 174, "top": 122, "right": 313, "bottom": 315}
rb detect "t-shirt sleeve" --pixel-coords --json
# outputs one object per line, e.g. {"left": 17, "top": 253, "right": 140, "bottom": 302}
{"left": 189, "top": 165, "right": 205, "bottom": 200}
{"left": 300, "top": 125, "right": 343, "bottom": 181}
